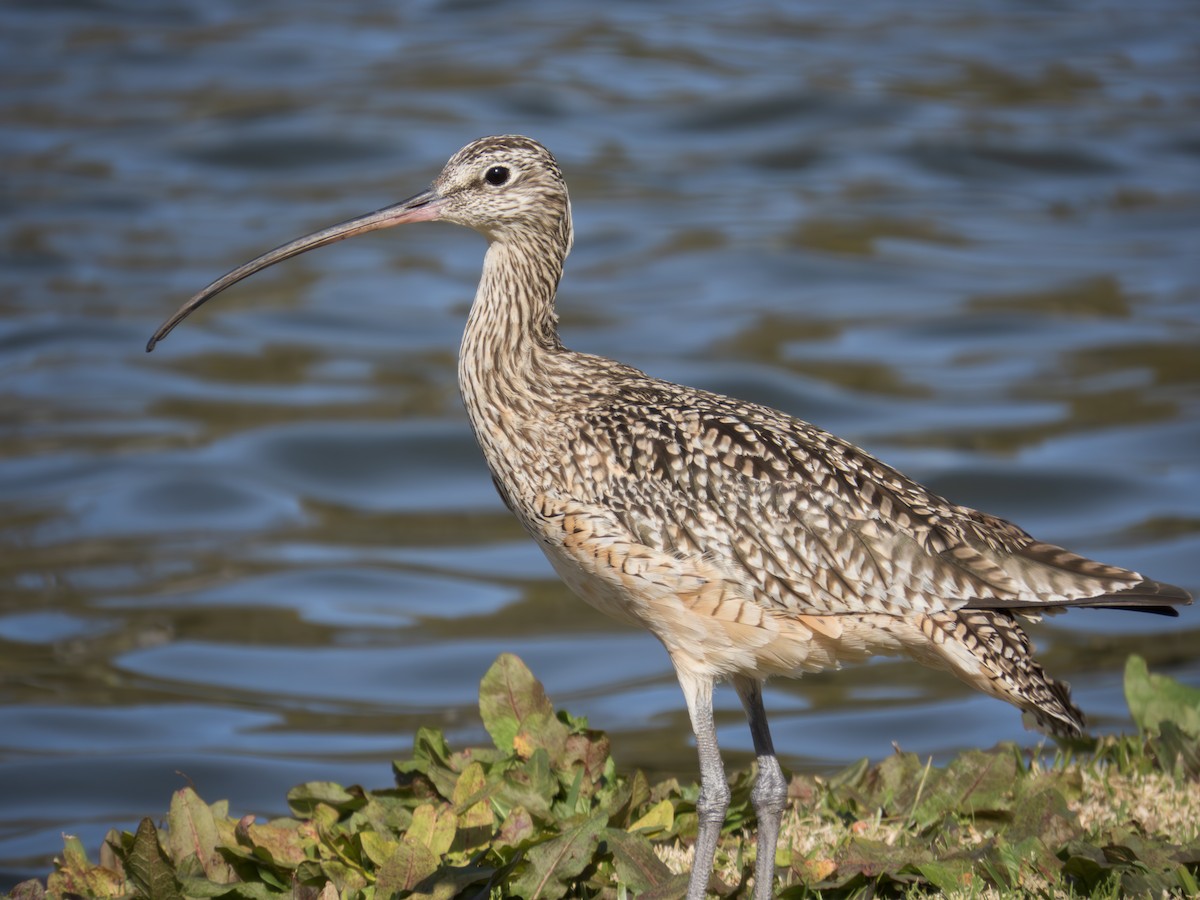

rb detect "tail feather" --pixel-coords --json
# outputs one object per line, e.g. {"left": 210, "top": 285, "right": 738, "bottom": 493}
{"left": 966, "top": 576, "right": 1191, "bottom": 618}
{"left": 920, "top": 609, "right": 1085, "bottom": 738}
{"left": 1087, "top": 577, "right": 1191, "bottom": 616}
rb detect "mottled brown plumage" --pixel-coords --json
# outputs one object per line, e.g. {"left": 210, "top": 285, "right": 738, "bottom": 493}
{"left": 148, "top": 135, "right": 1191, "bottom": 900}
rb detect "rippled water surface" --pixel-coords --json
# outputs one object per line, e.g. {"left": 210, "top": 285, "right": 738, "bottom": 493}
{"left": 3, "top": 0, "right": 1199, "bottom": 884}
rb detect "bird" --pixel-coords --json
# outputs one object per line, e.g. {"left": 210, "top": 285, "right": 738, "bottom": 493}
{"left": 147, "top": 135, "right": 1191, "bottom": 900}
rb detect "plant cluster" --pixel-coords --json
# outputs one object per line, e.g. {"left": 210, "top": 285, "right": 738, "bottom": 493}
{"left": 6, "top": 654, "right": 1199, "bottom": 899}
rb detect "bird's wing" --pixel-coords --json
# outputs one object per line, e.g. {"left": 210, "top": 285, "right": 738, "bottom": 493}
{"left": 567, "top": 382, "right": 1173, "bottom": 618}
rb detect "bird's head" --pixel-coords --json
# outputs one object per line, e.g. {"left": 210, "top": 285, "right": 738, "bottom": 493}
{"left": 146, "top": 134, "right": 571, "bottom": 351}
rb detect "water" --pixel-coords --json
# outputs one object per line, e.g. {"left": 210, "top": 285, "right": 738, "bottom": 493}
{"left": 2, "top": 0, "right": 1199, "bottom": 885}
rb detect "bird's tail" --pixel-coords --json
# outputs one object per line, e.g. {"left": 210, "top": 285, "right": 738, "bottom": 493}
{"left": 918, "top": 609, "right": 1084, "bottom": 737}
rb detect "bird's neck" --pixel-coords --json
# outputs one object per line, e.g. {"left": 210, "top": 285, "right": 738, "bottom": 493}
{"left": 464, "top": 238, "right": 564, "bottom": 356}
{"left": 458, "top": 237, "right": 567, "bottom": 440}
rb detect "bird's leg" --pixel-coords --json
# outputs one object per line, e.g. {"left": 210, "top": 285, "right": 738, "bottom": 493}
{"left": 677, "top": 669, "right": 730, "bottom": 900}
{"left": 733, "top": 675, "right": 787, "bottom": 900}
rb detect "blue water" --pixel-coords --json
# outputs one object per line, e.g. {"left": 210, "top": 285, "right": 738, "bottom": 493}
{"left": 2, "top": 0, "right": 1199, "bottom": 885}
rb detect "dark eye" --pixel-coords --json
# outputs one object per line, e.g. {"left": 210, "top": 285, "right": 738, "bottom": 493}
{"left": 484, "top": 165, "right": 510, "bottom": 186}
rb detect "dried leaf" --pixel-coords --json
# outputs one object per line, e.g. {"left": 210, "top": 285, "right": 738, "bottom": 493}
{"left": 564, "top": 732, "right": 610, "bottom": 777}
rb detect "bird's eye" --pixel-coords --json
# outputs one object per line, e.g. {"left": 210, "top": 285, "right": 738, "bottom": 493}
{"left": 484, "top": 165, "right": 510, "bottom": 186}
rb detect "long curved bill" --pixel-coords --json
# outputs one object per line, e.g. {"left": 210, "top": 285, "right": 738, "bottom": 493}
{"left": 146, "top": 188, "right": 443, "bottom": 352}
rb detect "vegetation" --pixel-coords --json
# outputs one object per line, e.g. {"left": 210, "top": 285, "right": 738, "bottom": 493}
{"left": 6, "top": 654, "right": 1199, "bottom": 900}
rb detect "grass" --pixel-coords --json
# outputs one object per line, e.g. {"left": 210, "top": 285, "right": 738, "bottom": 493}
{"left": 5, "top": 654, "right": 1199, "bottom": 900}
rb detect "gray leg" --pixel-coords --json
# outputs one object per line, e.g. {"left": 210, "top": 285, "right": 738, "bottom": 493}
{"left": 677, "top": 670, "right": 730, "bottom": 900}
{"left": 733, "top": 676, "right": 787, "bottom": 900}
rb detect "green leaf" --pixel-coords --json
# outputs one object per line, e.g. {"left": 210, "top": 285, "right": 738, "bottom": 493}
{"left": 167, "top": 787, "right": 235, "bottom": 881}
{"left": 256, "top": 865, "right": 288, "bottom": 890}
{"left": 605, "top": 828, "right": 672, "bottom": 891}
{"left": 177, "top": 876, "right": 249, "bottom": 898}
{"left": 1177, "top": 861, "right": 1200, "bottom": 896}
{"left": 1157, "top": 720, "right": 1200, "bottom": 778}
{"left": 359, "top": 792, "right": 415, "bottom": 835}
{"left": 452, "top": 762, "right": 494, "bottom": 829}
{"left": 1062, "top": 843, "right": 1113, "bottom": 893}
{"left": 61, "top": 834, "right": 90, "bottom": 871}
{"left": 1124, "top": 655, "right": 1200, "bottom": 737}
{"left": 479, "top": 654, "right": 568, "bottom": 761}
{"left": 44, "top": 835, "right": 125, "bottom": 900}
{"left": 611, "top": 769, "right": 652, "bottom": 829}
{"left": 823, "top": 837, "right": 916, "bottom": 888}
{"left": 237, "top": 819, "right": 311, "bottom": 869}
{"left": 1006, "top": 785, "right": 1079, "bottom": 849}
{"left": 511, "top": 814, "right": 607, "bottom": 900}
{"left": 452, "top": 761, "right": 495, "bottom": 853}
{"left": 913, "top": 859, "right": 974, "bottom": 893}
{"left": 496, "top": 806, "right": 536, "bottom": 849}
{"left": 318, "top": 858, "right": 369, "bottom": 892}
{"left": 407, "top": 863, "right": 496, "bottom": 900}
{"left": 286, "top": 782, "right": 365, "bottom": 818}
{"left": 358, "top": 830, "right": 401, "bottom": 868}
{"left": 400, "top": 726, "right": 453, "bottom": 773}
{"left": 865, "top": 750, "right": 925, "bottom": 811}
{"left": 627, "top": 799, "right": 674, "bottom": 836}
{"left": 125, "top": 818, "right": 183, "bottom": 900}
{"left": 7, "top": 880, "right": 47, "bottom": 900}
{"left": 408, "top": 803, "right": 457, "bottom": 857}
{"left": 495, "top": 749, "right": 557, "bottom": 820}
{"left": 556, "top": 766, "right": 587, "bottom": 819}
{"left": 826, "top": 756, "right": 872, "bottom": 792}
{"left": 631, "top": 873, "right": 692, "bottom": 900}
{"left": 395, "top": 727, "right": 460, "bottom": 801}
{"left": 375, "top": 838, "right": 439, "bottom": 895}
{"left": 200, "top": 881, "right": 283, "bottom": 899}
{"left": 480, "top": 654, "right": 550, "bottom": 752}
{"left": 912, "top": 748, "right": 1017, "bottom": 825}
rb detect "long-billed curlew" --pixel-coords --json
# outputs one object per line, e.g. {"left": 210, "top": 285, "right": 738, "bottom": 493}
{"left": 148, "top": 135, "right": 1191, "bottom": 899}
